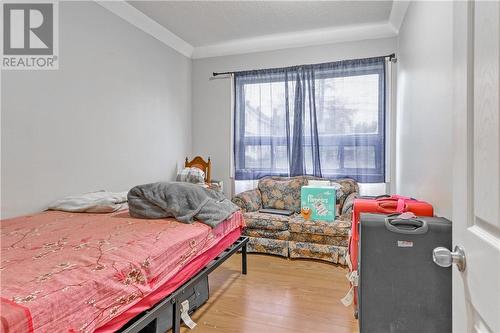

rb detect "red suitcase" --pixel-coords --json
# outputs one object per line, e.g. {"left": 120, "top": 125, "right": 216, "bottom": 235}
{"left": 345, "top": 195, "right": 434, "bottom": 317}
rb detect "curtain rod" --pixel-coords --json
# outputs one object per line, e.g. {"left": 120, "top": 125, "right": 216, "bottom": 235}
{"left": 212, "top": 53, "right": 397, "bottom": 77}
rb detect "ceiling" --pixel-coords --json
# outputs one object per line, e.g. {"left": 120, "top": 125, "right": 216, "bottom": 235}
{"left": 128, "top": 1, "right": 394, "bottom": 47}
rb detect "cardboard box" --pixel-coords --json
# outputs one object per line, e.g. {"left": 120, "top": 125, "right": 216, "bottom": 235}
{"left": 300, "top": 186, "right": 336, "bottom": 221}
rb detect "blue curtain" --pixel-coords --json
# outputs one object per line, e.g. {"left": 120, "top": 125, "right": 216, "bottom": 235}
{"left": 234, "top": 56, "right": 386, "bottom": 183}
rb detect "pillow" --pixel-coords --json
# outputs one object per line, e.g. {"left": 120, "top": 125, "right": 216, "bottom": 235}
{"left": 307, "top": 180, "right": 331, "bottom": 187}
{"left": 307, "top": 179, "right": 344, "bottom": 201}
{"left": 48, "top": 191, "right": 128, "bottom": 213}
{"left": 176, "top": 167, "right": 205, "bottom": 185}
{"left": 330, "top": 182, "right": 345, "bottom": 201}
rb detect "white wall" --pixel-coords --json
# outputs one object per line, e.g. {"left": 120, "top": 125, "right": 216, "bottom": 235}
{"left": 1, "top": 2, "right": 192, "bottom": 218}
{"left": 396, "top": 1, "right": 453, "bottom": 218}
{"left": 192, "top": 37, "right": 397, "bottom": 197}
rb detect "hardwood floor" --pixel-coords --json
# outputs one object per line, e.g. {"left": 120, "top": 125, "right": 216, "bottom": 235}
{"left": 179, "top": 253, "right": 359, "bottom": 333}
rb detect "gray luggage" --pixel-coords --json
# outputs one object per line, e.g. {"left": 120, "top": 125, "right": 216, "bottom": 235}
{"left": 138, "top": 275, "right": 209, "bottom": 333}
{"left": 358, "top": 213, "right": 452, "bottom": 333}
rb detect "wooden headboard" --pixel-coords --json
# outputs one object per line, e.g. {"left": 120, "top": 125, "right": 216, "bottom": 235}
{"left": 185, "top": 156, "right": 211, "bottom": 183}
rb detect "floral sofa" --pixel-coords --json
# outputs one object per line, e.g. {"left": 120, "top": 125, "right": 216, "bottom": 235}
{"left": 232, "top": 176, "right": 358, "bottom": 265}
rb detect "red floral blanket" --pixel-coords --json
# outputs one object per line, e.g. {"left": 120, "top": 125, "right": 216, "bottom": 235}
{"left": 0, "top": 210, "right": 243, "bottom": 333}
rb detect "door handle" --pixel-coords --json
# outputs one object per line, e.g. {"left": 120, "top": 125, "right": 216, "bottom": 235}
{"left": 432, "top": 245, "right": 466, "bottom": 272}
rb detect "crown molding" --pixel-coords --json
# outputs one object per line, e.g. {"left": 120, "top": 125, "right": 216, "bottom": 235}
{"left": 389, "top": 0, "right": 411, "bottom": 33}
{"left": 95, "top": 1, "right": 194, "bottom": 58}
{"left": 96, "top": 1, "right": 404, "bottom": 60}
{"left": 192, "top": 22, "right": 397, "bottom": 59}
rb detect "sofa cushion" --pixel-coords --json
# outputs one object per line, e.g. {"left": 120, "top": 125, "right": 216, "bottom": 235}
{"left": 258, "top": 176, "right": 307, "bottom": 212}
{"left": 289, "top": 215, "right": 350, "bottom": 237}
{"left": 289, "top": 241, "right": 347, "bottom": 265}
{"left": 245, "top": 229, "right": 290, "bottom": 241}
{"left": 247, "top": 237, "right": 289, "bottom": 257}
{"left": 243, "top": 211, "right": 290, "bottom": 231}
{"left": 289, "top": 233, "right": 348, "bottom": 247}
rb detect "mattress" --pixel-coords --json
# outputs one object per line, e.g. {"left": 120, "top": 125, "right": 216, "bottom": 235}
{"left": 0, "top": 209, "right": 244, "bottom": 333}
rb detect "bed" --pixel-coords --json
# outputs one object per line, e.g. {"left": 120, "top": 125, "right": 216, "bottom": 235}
{"left": 184, "top": 156, "right": 211, "bottom": 183}
{"left": 0, "top": 209, "right": 246, "bottom": 333}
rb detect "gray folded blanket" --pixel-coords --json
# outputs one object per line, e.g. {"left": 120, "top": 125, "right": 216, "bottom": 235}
{"left": 127, "top": 182, "right": 239, "bottom": 228}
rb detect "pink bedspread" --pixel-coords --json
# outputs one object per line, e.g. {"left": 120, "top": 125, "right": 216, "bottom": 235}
{"left": 0, "top": 210, "right": 244, "bottom": 333}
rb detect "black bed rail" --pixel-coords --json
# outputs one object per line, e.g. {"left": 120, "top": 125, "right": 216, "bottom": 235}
{"left": 118, "top": 236, "right": 248, "bottom": 333}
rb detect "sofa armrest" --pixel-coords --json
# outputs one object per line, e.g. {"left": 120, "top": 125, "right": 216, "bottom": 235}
{"left": 341, "top": 192, "right": 357, "bottom": 216}
{"left": 333, "top": 178, "right": 359, "bottom": 212}
{"left": 231, "top": 189, "right": 262, "bottom": 213}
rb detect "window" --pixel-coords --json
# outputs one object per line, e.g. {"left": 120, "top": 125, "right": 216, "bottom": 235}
{"left": 234, "top": 57, "right": 386, "bottom": 183}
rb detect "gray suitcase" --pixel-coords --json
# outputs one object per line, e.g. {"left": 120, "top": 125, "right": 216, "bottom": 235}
{"left": 358, "top": 213, "right": 452, "bottom": 333}
{"left": 138, "top": 275, "right": 209, "bottom": 333}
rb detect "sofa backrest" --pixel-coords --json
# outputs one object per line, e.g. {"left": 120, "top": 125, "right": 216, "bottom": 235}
{"left": 258, "top": 176, "right": 308, "bottom": 212}
{"left": 257, "top": 176, "right": 359, "bottom": 213}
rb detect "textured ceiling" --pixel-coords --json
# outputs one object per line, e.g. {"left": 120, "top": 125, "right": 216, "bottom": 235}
{"left": 128, "top": 1, "right": 393, "bottom": 47}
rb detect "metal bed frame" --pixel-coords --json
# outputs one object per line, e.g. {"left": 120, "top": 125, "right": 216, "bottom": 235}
{"left": 118, "top": 236, "right": 248, "bottom": 333}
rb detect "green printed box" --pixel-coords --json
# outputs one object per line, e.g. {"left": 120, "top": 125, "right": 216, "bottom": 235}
{"left": 300, "top": 186, "right": 336, "bottom": 222}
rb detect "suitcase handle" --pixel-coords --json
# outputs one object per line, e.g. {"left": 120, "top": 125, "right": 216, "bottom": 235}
{"left": 384, "top": 216, "right": 429, "bottom": 234}
{"left": 374, "top": 195, "right": 415, "bottom": 201}
{"left": 377, "top": 200, "right": 408, "bottom": 214}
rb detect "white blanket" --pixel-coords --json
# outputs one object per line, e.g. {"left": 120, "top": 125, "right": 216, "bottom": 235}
{"left": 48, "top": 190, "right": 128, "bottom": 213}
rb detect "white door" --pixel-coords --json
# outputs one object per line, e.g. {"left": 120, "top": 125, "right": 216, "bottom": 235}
{"left": 452, "top": 1, "right": 500, "bottom": 332}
